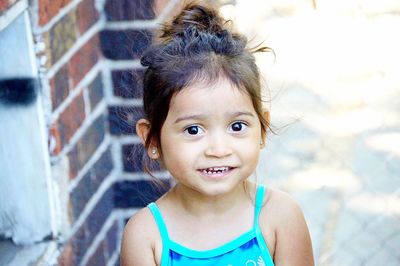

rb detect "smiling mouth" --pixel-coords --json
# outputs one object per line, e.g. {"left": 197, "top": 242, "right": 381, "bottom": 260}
{"left": 199, "top": 166, "right": 234, "bottom": 175}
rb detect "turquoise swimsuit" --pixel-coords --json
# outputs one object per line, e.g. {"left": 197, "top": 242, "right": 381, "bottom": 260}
{"left": 147, "top": 185, "right": 275, "bottom": 265}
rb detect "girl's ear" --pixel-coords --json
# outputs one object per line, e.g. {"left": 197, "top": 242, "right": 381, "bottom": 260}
{"left": 136, "top": 119, "right": 159, "bottom": 159}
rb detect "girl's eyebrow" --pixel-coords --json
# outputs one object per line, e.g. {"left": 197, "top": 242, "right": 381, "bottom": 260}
{"left": 174, "top": 111, "right": 254, "bottom": 124}
{"left": 231, "top": 111, "right": 255, "bottom": 118}
{"left": 174, "top": 114, "right": 206, "bottom": 124}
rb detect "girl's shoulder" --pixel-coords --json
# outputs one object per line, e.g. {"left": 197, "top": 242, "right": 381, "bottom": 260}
{"left": 261, "top": 188, "right": 304, "bottom": 220}
{"left": 260, "top": 188, "right": 307, "bottom": 231}
{"left": 120, "top": 207, "right": 161, "bottom": 265}
{"left": 123, "top": 206, "right": 159, "bottom": 240}
{"left": 260, "top": 188, "right": 314, "bottom": 265}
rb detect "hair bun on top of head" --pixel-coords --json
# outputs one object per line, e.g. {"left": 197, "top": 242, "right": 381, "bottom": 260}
{"left": 140, "top": 0, "right": 247, "bottom": 68}
{"left": 161, "top": 0, "right": 223, "bottom": 39}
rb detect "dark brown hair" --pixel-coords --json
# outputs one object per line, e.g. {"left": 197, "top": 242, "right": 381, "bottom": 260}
{"left": 140, "top": 0, "right": 271, "bottom": 171}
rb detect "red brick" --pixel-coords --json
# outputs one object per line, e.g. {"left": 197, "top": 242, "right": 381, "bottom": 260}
{"left": 63, "top": 0, "right": 72, "bottom": 5}
{"left": 0, "top": 0, "right": 10, "bottom": 13}
{"left": 104, "top": 221, "right": 118, "bottom": 259}
{"left": 58, "top": 242, "right": 74, "bottom": 266}
{"left": 88, "top": 73, "right": 104, "bottom": 111}
{"left": 50, "top": 65, "right": 70, "bottom": 110}
{"left": 86, "top": 242, "right": 106, "bottom": 266}
{"left": 67, "top": 115, "right": 105, "bottom": 179}
{"left": 48, "top": 12, "right": 77, "bottom": 66}
{"left": 71, "top": 223, "right": 91, "bottom": 264}
{"left": 68, "top": 188, "right": 113, "bottom": 264}
{"left": 39, "top": 0, "right": 62, "bottom": 25}
{"left": 58, "top": 92, "right": 86, "bottom": 147}
{"left": 76, "top": 0, "right": 99, "bottom": 35}
{"left": 48, "top": 123, "right": 62, "bottom": 156}
{"left": 68, "top": 35, "right": 100, "bottom": 87}
{"left": 70, "top": 147, "right": 112, "bottom": 220}
{"left": 68, "top": 148, "right": 80, "bottom": 179}
{"left": 39, "top": 0, "right": 71, "bottom": 25}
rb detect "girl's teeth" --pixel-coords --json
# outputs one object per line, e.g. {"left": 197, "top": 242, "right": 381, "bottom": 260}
{"left": 202, "top": 167, "right": 229, "bottom": 174}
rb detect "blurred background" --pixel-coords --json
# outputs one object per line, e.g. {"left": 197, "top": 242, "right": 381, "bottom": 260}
{"left": 219, "top": 0, "right": 400, "bottom": 265}
{"left": 0, "top": 0, "right": 399, "bottom": 265}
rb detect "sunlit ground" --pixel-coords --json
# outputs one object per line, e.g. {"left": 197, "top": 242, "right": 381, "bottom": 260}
{"left": 221, "top": 0, "right": 400, "bottom": 264}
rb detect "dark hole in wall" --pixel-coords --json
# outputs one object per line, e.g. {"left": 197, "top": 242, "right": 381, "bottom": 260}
{"left": 0, "top": 78, "right": 38, "bottom": 106}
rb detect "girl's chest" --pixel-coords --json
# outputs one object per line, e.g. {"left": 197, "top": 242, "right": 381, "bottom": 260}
{"left": 152, "top": 223, "right": 277, "bottom": 265}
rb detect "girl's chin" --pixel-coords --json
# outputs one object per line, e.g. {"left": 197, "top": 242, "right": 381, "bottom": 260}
{"left": 190, "top": 182, "right": 245, "bottom": 198}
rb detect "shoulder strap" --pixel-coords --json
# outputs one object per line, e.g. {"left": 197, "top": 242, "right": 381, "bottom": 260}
{"left": 253, "top": 185, "right": 275, "bottom": 265}
{"left": 148, "top": 203, "right": 171, "bottom": 265}
{"left": 254, "top": 184, "right": 266, "bottom": 227}
{"left": 148, "top": 202, "right": 170, "bottom": 242}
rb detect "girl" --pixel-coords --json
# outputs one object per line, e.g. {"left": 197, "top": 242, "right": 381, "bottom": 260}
{"left": 121, "top": 1, "right": 314, "bottom": 265}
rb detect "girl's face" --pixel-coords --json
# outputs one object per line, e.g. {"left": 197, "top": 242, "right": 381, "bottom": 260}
{"left": 159, "top": 78, "right": 265, "bottom": 197}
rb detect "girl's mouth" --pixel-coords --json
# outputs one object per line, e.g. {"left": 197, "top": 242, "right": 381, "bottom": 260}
{"left": 199, "top": 166, "right": 233, "bottom": 175}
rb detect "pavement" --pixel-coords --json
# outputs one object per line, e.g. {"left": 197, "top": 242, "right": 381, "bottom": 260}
{"left": 220, "top": 0, "right": 400, "bottom": 265}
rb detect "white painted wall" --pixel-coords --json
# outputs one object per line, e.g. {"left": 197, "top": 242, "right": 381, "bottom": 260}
{"left": 0, "top": 12, "right": 54, "bottom": 245}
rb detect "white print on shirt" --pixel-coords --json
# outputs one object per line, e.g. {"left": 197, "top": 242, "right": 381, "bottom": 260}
{"left": 246, "top": 256, "right": 266, "bottom": 266}
{"left": 227, "top": 256, "right": 266, "bottom": 266}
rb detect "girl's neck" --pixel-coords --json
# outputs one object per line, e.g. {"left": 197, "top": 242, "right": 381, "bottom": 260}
{"left": 170, "top": 181, "right": 254, "bottom": 218}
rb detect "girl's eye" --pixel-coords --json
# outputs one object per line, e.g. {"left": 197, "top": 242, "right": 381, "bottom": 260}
{"left": 184, "top": 125, "right": 204, "bottom": 135}
{"left": 230, "top": 122, "right": 248, "bottom": 132}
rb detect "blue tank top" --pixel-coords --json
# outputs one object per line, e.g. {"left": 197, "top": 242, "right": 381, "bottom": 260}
{"left": 147, "top": 185, "right": 275, "bottom": 266}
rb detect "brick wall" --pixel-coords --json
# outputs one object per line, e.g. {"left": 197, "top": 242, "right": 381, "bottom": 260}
{"left": 0, "top": 0, "right": 19, "bottom": 13}
{"left": 0, "top": 0, "right": 178, "bottom": 265}
{"left": 35, "top": 0, "right": 114, "bottom": 264}
{"left": 46, "top": 0, "right": 177, "bottom": 264}
{"left": 102, "top": 0, "right": 174, "bottom": 253}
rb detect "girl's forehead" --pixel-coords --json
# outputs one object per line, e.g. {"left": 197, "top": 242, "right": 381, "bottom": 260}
{"left": 175, "top": 77, "right": 246, "bottom": 99}
{"left": 169, "top": 78, "right": 255, "bottom": 115}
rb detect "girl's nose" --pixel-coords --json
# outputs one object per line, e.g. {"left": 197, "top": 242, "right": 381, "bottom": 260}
{"left": 204, "top": 133, "right": 232, "bottom": 158}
